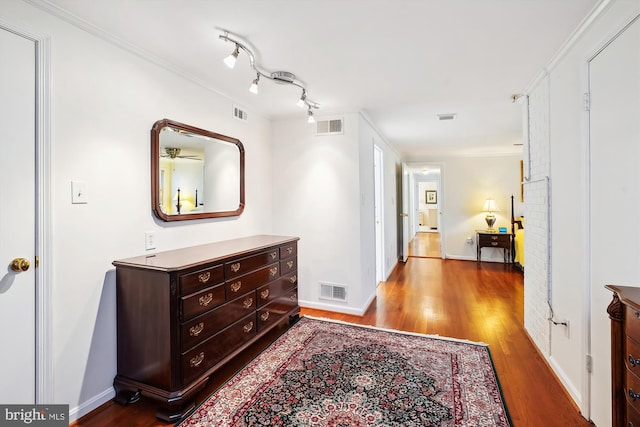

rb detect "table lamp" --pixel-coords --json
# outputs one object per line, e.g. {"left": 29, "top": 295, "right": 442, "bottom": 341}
{"left": 482, "top": 198, "right": 499, "bottom": 230}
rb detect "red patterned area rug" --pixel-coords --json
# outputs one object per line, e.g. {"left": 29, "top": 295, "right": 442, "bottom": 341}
{"left": 176, "top": 316, "right": 512, "bottom": 426}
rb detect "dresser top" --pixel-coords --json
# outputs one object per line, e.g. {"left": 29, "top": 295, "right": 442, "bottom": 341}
{"left": 113, "top": 234, "right": 299, "bottom": 272}
{"left": 606, "top": 285, "right": 640, "bottom": 311}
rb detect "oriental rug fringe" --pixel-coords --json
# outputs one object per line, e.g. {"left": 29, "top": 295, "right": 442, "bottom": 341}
{"left": 176, "top": 316, "right": 512, "bottom": 426}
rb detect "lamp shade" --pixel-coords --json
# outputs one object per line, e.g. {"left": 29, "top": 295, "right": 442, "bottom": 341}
{"left": 482, "top": 199, "right": 499, "bottom": 213}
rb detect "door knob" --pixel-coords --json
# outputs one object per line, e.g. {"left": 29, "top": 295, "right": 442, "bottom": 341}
{"left": 10, "top": 258, "right": 30, "bottom": 273}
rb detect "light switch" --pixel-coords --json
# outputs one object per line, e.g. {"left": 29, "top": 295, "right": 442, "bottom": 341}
{"left": 72, "top": 181, "right": 88, "bottom": 204}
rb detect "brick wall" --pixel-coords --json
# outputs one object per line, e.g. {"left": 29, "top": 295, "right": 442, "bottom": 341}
{"left": 524, "top": 75, "right": 551, "bottom": 354}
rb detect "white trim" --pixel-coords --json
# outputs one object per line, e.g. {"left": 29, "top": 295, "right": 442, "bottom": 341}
{"left": 300, "top": 289, "right": 376, "bottom": 316}
{"left": 69, "top": 387, "right": 115, "bottom": 421}
{"left": 525, "top": 0, "right": 613, "bottom": 94}
{"left": 0, "top": 18, "right": 53, "bottom": 404}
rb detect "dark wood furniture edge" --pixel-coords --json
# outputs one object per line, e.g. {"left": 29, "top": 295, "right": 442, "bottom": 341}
{"left": 606, "top": 284, "right": 631, "bottom": 427}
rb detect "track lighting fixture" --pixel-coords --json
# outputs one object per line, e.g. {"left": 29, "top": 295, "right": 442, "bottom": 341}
{"left": 249, "top": 73, "right": 260, "bottom": 94}
{"left": 220, "top": 31, "right": 320, "bottom": 121}
{"left": 307, "top": 107, "right": 315, "bottom": 124}
{"left": 296, "top": 89, "right": 307, "bottom": 108}
{"left": 224, "top": 44, "right": 240, "bottom": 69}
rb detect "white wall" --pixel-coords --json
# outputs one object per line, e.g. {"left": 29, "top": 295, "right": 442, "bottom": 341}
{"left": 413, "top": 156, "right": 522, "bottom": 261}
{"left": 272, "top": 113, "right": 400, "bottom": 314}
{"left": 525, "top": 0, "right": 640, "bottom": 422}
{"left": 2, "top": 0, "right": 274, "bottom": 421}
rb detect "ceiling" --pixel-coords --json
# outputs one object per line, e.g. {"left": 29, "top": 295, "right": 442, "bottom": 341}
{"left": 36, "top": 0, "right": 600, "bottom": 159}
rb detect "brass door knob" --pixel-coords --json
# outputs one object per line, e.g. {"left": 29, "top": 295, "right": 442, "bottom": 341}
{"left": 10, "top": 258, "right": 30, "bottom": 273}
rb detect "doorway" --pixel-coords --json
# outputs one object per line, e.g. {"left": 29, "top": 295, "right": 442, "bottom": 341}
{"left": 374, "top": 145, "right": 385, "bottom": 283}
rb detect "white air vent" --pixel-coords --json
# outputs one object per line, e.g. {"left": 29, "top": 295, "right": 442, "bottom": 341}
{"left": 316, "top": 118, "right": 344, "bottom": 135}
{"left": 233, "top": 105, "right": 248, "bottom": 122}
{"left": 320, "top": 282, "right": 347, "bottom": 302}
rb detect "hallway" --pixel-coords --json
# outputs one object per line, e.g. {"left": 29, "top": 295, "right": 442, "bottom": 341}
{"left": 408, "top": 231, "right": 441, "bottom": 258}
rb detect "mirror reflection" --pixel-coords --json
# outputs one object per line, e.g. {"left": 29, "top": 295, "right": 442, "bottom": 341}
{"left": 151, "top": 119, "right": 245, "bottom": 221}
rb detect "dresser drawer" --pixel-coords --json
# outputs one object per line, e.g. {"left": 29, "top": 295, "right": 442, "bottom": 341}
{"left": 181, "top": 313, "right": 257, "bottom": 385}
{"left": 179, "top": 265, "right": 224, "bottom": 296}
{"left": 628, "top": 306, "right": 640, "bottom": 340}
{"left": 280, "top": 242, "right": 297, "bottom": 259}
{"left": 628, "top": 403, "right": 640, "bottom": 427}
{"left": 257, "top": 273, "right": 298, "bottom": 308}
{"left": 280, "top": 257, "right": 297, "bottom": 275}
{"left": 225, "top": 249, "right": 279, "bottom": 279}
{"left": 180, "top": 284, "right": 225, "bottom": 321}
{"left": 627, "top": 363, "right": 640, "bottom": 413}
{"left": 180, "top": 292, "right": 256, "bottom": 351}
{"left": 226, "top": 262, "right": 279, "bottom": 297}
{"left": 257, "top": 288, "right": 298, "bottom": 332}
{"left": 627, "top": 337, "right": 640, "bottom": 373}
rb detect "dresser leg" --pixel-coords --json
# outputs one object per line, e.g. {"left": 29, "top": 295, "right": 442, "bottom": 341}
{"left": 113, "top": 383, "right": 141, "bottom": 405}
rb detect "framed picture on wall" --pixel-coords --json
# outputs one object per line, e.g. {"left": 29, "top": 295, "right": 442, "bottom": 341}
{"left": 426, "top": 190, "right": 437, "bottom": 204}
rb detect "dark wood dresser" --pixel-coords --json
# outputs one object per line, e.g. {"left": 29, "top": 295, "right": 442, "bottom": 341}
{"left": 606, "top": 285, "right": 640, "bottom": 427}
{"left": 112, "top": 235, "right": 300, "bottom": 421}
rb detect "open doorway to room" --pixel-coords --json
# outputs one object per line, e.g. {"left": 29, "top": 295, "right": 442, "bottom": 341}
{"left": 408, "top": 164, "right": 443, "bottom": 259}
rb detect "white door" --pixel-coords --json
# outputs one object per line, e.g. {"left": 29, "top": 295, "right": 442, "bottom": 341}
{"left": 401, "top": 163, "right": 410, "bottom": 262}
{"left": 0, "top": 27, "right": 37, "bottom": 403}
{"left": 588, "top": 16, "right": 640, "bottom": 426}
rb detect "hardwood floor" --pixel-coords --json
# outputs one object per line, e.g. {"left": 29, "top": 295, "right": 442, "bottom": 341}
{"left": 408, "top": 231, "right": 441, "bottom": 258}
{"left": 72, "top": 256, "right": 592, "bottom": 427}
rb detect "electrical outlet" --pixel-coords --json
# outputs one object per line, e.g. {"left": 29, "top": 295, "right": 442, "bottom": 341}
{"left": 145, "top": 231, "right": 156, "bottom": 250}
{"left": 466, "top": 237, "right": 474, "bottom": 246}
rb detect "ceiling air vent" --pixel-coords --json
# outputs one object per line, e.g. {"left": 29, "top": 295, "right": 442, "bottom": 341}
{"left": 437, "top": 113, "right": 457, "bottom": 121}
{"left": 233, "top": 105, "right": 248, "bottom": 122}
{"left": 316, "top": 118, "right": 344, "bottom": 135}
{"left": 319, "top": 282, "right": 347, "bottom": 302}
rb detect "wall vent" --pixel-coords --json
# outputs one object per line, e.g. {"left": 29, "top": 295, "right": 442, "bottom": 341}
{"left": 316, "top": 118, "right": 344, "bottom": 135}
{"left": 233, "top": 105, "right": 248, "bottom": 122}
{"left": 319, "top": 282, "right": 347, "bottom": 302}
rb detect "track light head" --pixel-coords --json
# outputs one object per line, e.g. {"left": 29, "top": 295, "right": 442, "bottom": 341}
{"left": 224, "top": 44, "right": 240, "bottom": 69}
{"left": 249, "top": 74, "right": 260, "bottom": 94}
{"left": 307, "top": 108, "right": 315, "bottom": 124}
{"left": 296, "top": 89, "right": 307, "bottom": 108}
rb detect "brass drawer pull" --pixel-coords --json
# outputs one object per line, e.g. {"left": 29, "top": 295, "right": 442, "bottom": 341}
{"left": 491, "top": 242, "right": 498, "bottom": 246}
{"left": 189, "top": 322, "right": 204, "bottom": 337}
{"left": 630, "top": 388, "right": 640, "bottom": 401}
{"left": 491, "top": 236, "right": 498, "bottom": 240}
{"left": 630, "top": 354, "right": 640, "bottom": 367}
{"left": 199, "top": 293, "right": 213, "bottom": 307}
{"left": 287, "top": 261, "right": 294, "bottom": 269}
{"left": 243, "top": 322, "right": 254, "bottom": 333}
{"left": 286, "top": 247, "right": 293, "bottom": 254}
{"left": 290, "top": 293, "right": 297, "bottom": 302}
{"left": 290, "top": 275, "right": 297, "bottom": 284}
{"left": 270, "top": 251, "right": 277, "bottom": 259}
{"left": 269, "top": 267, "right": 278, "bottom": 277}
{"left": 243, "top": 297, "right": 253, "bottom": 309}
{"left": 260, "top": 289, "right": 270, "bottom": 300}
{"left": 261, "top": 311, "right": 270, "bottom": 321}
{"left": 230, "top": 281, "right": 242, "bottom": 293}
{"left": 230, "top": 262, "right": 241, "bottom": 273}
{"left": 190, "top": 352, "right": 204, "bottom": 368}
{"left": 198, "top": 272, "right": 211, "bottom": 284}
{"left": 635, "top": 311, "right": 640, "bottom": 319}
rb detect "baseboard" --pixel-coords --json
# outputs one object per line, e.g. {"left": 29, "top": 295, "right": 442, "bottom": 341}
{"left": 69, "top": 387, "right": 114, "bottom": 424}
{"left": 299, "top": 292, "right": 375, "bottom": 316}
{"left": 524, "top": 329, "right": 585, "bottom": 418}
{"left": 548, "top": 355, "right": 583, "bottom": 409}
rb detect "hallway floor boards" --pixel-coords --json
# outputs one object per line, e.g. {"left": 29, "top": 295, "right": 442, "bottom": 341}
{"left": 73, "top": 258, "right": 591, "bottom": 427}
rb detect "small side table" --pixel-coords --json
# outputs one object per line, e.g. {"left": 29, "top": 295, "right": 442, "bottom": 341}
{"left": 476, "top": 231, "right": 512, "bottom": 264}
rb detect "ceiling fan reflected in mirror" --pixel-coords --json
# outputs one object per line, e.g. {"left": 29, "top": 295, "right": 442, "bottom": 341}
{"left": 160, "top": 147, "right": 202, "bottom": 160}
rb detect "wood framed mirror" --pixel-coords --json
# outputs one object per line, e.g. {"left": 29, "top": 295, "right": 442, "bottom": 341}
{"left": 151, "top": 119, "right": 245, "bottom": 221}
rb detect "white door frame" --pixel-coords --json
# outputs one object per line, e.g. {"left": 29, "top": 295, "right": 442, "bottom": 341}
{"left": 0, "top": 18, "right": 53, "bottom": 404}
{"left": 373, "top": 145, "right": 385, "bottom": 283}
